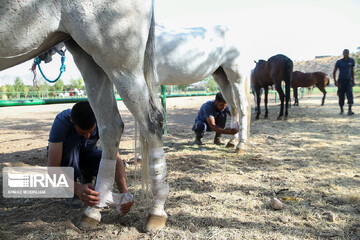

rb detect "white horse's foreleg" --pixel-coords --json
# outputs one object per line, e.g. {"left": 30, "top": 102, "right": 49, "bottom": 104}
{"left": 113, "top": 74, "right": 169, "bottom": 232}
{"left": 65, "top": 40, "right": 123, "bottom": 228}
{"left": 222, "top": 65, "right": 248, "bottom": 154}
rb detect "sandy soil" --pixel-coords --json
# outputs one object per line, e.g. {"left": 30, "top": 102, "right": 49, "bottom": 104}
{"left": 1, "top": 92, "right": 359, "bottom": 239}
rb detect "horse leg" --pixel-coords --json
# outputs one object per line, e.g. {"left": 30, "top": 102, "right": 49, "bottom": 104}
{"left": 264, "top": 86, "right": 269, "bottom": 119}
{"left": 293, "top": 87, "right": 298, "bottom": 106}
{"left": 255, "top": 88, "right": 261, "bottom": 120}
{"left": 214, "top": 66, "right": 248, "bottom": 153}
{"left": 213, "top": 75, "right": 237, "bottom": 147}
{"left": 322, "top": 90, "right": 326, "bottom": 106}
{"left": 274, "top": 82, "right": 284, "bottom": 120}
{"left": 65, "top": 40, "right": 123, "bottom": 228}
{"left": 317, "top": 85, "right": 326, "bottom": 106}
{"left": 112, "top": 73, "right": 168, "bottom": 232}
{"left": 213, "top": 72, "right": 240, "bottom": 151}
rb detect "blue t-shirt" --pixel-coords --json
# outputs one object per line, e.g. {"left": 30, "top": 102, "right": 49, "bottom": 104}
{"left": 195, "top": 100, "right": 230, "bottom": 123}
{"left": 48, "top": 109, "right": 99, "bottom": 151}
{"left": 335, "top": 58, "right": 355, "bottom": 81}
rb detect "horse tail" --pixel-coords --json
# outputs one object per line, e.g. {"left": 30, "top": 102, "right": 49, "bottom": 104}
{"left": 284, "top": 58, "right": 293, "bottom": 104}
{"left": 325, "top": 74, "right": 330, "bottom": 86}
{"left": 143, "top": 1, "right": 161, "bottom": 110}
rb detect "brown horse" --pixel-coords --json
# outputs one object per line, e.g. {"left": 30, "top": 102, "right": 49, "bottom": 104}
{"left": 251, "top": 54, "right": 293, "bottom": 120}
{"left": 291, "top": 71, "right": 329, "bottom": 106}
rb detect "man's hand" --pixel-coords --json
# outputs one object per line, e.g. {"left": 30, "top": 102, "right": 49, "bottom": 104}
{"left": 120, "top": 199, "right": 134, "bottom": 215}
{"left": 334, "top": 80, "right": 338, "bottom": 87}
{"left": 75, "top": 183, "right": 100, "bottom": 207}
{"left": 226, "top": 128, "right": 239, "bottom": 135}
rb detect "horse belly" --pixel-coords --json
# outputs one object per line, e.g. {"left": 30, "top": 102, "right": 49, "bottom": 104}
{"left": 0, "top": 0, "right": 65, "bottom": 69}
{"left": 292, "top": 76, "right": 316, "bottom": 88}
{"left": 156, "top": 27, "right": 224, "bottom": 85}
{"left": 157, "top": 64, "right": 212, "bottom": 85}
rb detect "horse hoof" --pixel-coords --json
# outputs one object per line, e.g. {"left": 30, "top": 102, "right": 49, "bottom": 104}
{"left": 226, "top": 142, "right": 235, "bottom": 148}
{"left": 255, "top": 116, "right": 259, "bottom": 120}
{"left": 143, "top": 214, "right": 167, "bottom": 232}
{"left": 236, "top": 148, "right": 246, "bottom": 154}
{"left": 276, "top": 116, "right": 282, "bottom": 120}
{"left": 78, "top": 214, "right": 100, "bottom": 229}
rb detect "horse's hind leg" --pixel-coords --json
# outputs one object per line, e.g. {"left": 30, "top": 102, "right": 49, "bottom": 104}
{"left": 322, "top": 90, "right": 326, "bottom": 106}
{"left": 264, "top": 86, "right": 269, "bottom": 119}
{"left": 255, "top": 88, "right": 261, "bottom": 120}
{"left": 65, "top": 40, "right": 123, "bottom": 228}
{"left": 293, "top": 87, "right": 299, "bottom": 106}
{"left": 274, "top": 82, "right": 285, "bottom": 120}
{"left": 317, "top": 85, "right": 326, "bottom": 106}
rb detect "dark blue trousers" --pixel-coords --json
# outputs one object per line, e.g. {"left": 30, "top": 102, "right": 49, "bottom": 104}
{"left": 48, "top": 140, "right": 102, "bottom": 181}
{"left": 337, "top": 80, "right": 354, "bottom": 106}
{"left": 192, "top": 114, "right": 227, "bottom": 137}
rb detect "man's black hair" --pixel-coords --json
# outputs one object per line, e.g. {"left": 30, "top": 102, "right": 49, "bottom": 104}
{"left": 215, "top": 92, "right": 226, "bottom": 103}
{"left": 71, "top": 102, "right": 96, "bottom": 130}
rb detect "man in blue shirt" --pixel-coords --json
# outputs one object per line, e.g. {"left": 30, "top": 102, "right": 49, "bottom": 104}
{"left": 47, "top": 102, "right": 132, "bottom": 214}
{"left": 192, "top": 92, "right": 238, "bottom": 145}
{"left": 333, "top": 49, "right": 355, "bottom": 115}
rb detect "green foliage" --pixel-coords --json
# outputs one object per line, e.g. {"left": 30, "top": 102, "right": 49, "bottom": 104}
{"left": 175, "top": 84, "right": 189, "bottom": 91}
{"left": 13, "top": 77, "right": 24, "bottom": 92}
{"left": 354, "top": 51, "right": 360, "bottom": 83}
{"left": 0, "top": 85, "right": 7, "bottom": 93}
{"left": 23, "top": 86, "right": 29, "bottom": 98}
{"left": 54, "top": 79, "right": 65, "bottom": 92}
{"left": 70, "top": 78, "right": 83, "bottom": 90}
{"left": 5, "top": 84, "right": 15, "bottom": 99}
{"left": 205, "top": 76, "right": 219, "bottom": 92}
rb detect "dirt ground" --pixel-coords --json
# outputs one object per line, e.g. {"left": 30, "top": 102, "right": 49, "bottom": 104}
{"left": 1, "top": 92, "right": 359, "bottom": 240}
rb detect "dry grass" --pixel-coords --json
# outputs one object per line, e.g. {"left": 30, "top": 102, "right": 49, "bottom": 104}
{"left": 1, "top": 93, "right": 359, "bottom": 239}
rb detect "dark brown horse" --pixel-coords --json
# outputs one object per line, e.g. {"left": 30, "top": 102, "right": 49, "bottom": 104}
{"left": 251, "top": 54, "right": 293, "bottom": 120}
{"left": 291, "top": 71, "right": 329, "bottom": 106}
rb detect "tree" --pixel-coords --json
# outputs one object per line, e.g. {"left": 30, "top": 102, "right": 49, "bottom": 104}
{"left": 0, "top": 85, "right": 7, "bottom": 100}
{"left": 354, "top": 51, "right": 360, "bottom": 83}
{"left": 23, "top": 86, "right": 30, "bottom": 98}
{"left": 13, "top": 77, "right": 24, "bottom": 92}
{"left": 54, "top": 79, "right": 65, "bottom": 92}
{"left": 175, "top": 84, "right": 189, "bottom": 91}
{"left": 70, "top": 78, "right": 83, "bottom": 90}
{"left": 5, "top": 84, "right": 15, "bottom": 99}
{"left": 205, "top": 76, "right": 219, "bottom": 92}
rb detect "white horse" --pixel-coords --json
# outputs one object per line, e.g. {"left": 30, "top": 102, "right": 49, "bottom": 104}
{"left": 156, "top": 24, "right": 250, "bottom": 153}
{"left": 59, "top": 92, "right": 70, "bottom": 98}
{"left": 1, "top": 0, "right": 168, "bottom": 232}
{"left": 74, "top": 88, "right": 84, "bottom": 97}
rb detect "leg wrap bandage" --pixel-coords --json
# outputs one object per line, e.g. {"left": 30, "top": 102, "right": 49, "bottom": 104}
{"left": 149, "top": 148, "right": 169, "bottom": 217}
{"left": 95, "top": 159, "right": 116, "bottom": 207}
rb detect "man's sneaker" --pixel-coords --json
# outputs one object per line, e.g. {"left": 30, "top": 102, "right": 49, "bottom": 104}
{"left": 340, "top": 110, "right": 344, "bottom": 115}
{"left": 214, "top": 137, "right": 225, "bottom": 145}
{"left": 348, "top": 111, "right": 355, "bottom": 115}
{"left": 194, "top": 136, "right": 203, "bottom": 145}
{"left": 214, "top": 133, "right": 225, "bottom": 145}
{"left": 214, "top": 138, "right": 224, "bottom": 145}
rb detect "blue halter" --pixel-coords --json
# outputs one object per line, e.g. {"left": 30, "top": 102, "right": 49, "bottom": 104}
{"left": 34, "top": 48, "right": 66, "bottom": 83}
